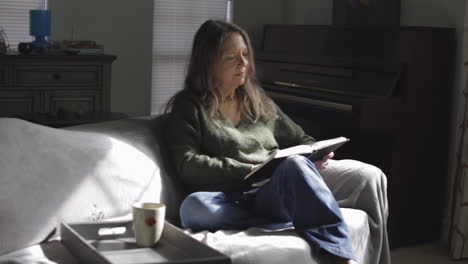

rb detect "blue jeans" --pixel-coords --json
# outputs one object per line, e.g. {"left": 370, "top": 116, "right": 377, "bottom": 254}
{"left": 179, "top": 155, "right": 355, "bottom": 260}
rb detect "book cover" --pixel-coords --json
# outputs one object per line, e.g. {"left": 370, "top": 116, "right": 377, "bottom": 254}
{"left": 243, "top": 136, "right": 350, "bottom": 186}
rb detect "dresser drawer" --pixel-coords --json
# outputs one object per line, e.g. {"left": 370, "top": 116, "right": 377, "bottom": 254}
{"left": 45, "top": 90, "right": 102, "bottom": 120}
{"left": 0, "top": 64, "right": 8, "bottom": 88}
{"left": 1, "top": 53, "right": 116, "bottom": 126}
{"left": 13, "top": 65, "right": 101, "bottom": 88}
{"left": 0, "top": 91, "right": 41, "bottom": 117}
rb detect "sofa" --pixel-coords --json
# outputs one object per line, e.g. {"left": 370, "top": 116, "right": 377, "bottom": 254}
{"left": 0, "top": 116, "right": 372, "bottom": 264}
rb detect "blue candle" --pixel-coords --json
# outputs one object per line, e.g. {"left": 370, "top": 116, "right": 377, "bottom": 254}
{"left": 30, "top": 10, "right": 51, "bottom": 37}
{"left": 30, "top": 9, "right": 51, "bottom": 48}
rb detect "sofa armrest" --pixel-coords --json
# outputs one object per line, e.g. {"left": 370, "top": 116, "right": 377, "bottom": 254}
{"left": 0, "top": 116, "right": 183, "bottom": 255}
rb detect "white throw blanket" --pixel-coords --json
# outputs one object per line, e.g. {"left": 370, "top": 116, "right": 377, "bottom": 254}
{"left": 186, "top": 208, "right": 369, "bottom": 264}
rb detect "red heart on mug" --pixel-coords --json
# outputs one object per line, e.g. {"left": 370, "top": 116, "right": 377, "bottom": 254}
{"left": 145, "top": 217, "right": 157, "bottom": 226}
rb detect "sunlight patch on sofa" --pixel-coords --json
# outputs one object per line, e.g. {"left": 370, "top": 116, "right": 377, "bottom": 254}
{"left": 59, "top": 136, "right": 163, "bottom": 223}
{"left": 0, "top": 118, "right": 166, "bottom": 255}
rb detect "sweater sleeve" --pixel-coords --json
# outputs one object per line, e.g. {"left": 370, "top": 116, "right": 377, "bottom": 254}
{"left": 164, "top": 94, "right": 253, "bottom": 190}
{"left": 273, "top": 107, "right": 316, "bottom": 148}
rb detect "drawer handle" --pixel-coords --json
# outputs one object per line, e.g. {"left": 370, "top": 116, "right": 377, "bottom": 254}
{"left": 51, "top": 73, "right": 62, "bottom": 80}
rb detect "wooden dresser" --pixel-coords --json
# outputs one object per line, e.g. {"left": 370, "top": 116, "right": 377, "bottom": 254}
{"left": 0, "top": 53, "right": 116, "bottom": 127}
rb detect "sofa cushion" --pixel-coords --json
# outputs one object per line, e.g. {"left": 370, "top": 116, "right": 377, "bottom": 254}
{"left": 0, "top": 208, "right": 368, "bottom": 264}
{"left": 186, "top": 208, "right": 369, "bottom": 264}
{"left": 0, "top": 117, "right": 183, "bottom": 255}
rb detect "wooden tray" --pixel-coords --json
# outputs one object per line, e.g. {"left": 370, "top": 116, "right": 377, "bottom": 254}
{"left": 61, "top": 220, "right": 231, "bottom": 264}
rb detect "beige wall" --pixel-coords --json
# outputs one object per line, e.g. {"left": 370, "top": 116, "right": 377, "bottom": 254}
{"left": 233, "top": 0, "right": 284, "bottom": 50}
{"left": 282, "top": 0, "right": 332, "bottom": 25}
{"left": 401, "top": 0, "right": 463, "bottom": 27}
{"left": 49, "top": 0, "right": 153, "bottom": 117}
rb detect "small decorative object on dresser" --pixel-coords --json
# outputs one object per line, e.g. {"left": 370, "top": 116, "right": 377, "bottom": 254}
{"left": 0, "top": 53, "right": 117, "bottom": 127}
{"left": 0, "top": 26, "right": 8, "bottom": 54}
{"left": 29, "top": 9, "right": 52, "bottom": 49}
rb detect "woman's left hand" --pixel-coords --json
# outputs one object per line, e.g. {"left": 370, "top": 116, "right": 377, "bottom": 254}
{"left": 313, "top": 152, "right": 334, "bottom": 170}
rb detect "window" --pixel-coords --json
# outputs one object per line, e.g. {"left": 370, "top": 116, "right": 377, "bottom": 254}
{"left": 151, "top": 0, "right": 232, "bottom": 114}
{"left": 0, "top": 0, "right": 47, "bottom": 51}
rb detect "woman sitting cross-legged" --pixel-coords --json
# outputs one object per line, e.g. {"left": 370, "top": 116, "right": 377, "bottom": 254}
{"left": 164, "top": 19, "right": 390, "bottom": 264}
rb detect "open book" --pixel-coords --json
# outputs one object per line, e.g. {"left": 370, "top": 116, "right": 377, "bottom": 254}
{"left": 243, "top": 136, "right": 350, "bottom": 186}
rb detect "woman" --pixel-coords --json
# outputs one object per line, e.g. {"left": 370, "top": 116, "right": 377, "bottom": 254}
{"left": 164, "top": 20, "right": 390, "bottom": 264}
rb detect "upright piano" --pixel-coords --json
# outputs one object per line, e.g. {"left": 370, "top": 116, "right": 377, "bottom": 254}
{"left": 255, "top": 24, "right": 455, "bottom": 248}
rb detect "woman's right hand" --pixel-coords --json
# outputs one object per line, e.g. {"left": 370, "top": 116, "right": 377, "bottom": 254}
{"left": 313, "top": 152, "right": 334, "bottom": 170}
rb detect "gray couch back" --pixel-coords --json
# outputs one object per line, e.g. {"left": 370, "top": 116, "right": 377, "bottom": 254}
{"left": 0, "top": 115, "right": 184, "bottom": 255}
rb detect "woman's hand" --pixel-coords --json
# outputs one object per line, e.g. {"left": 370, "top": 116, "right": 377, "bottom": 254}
{"left": 313, "top": 152, "right": 334, "bottom": 170}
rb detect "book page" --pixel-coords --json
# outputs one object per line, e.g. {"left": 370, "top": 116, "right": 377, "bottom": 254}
{"left": 243, "top": 136, "right": 349, "bottom": 182}
{"left": 311, "top": 137, "right": 348, "bottom": 149}
{"left": 274, "top": 144, "right": 314, "bottom": 159}
{"left": 308, "top": 137, "right": 349, "bottom": 161}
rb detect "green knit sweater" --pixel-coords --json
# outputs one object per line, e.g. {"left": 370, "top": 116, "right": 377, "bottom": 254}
{"left": 164, "top": 91, "right": 315, "bottom": 192}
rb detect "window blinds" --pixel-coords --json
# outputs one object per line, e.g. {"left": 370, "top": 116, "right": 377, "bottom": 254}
{"left": 0, "top": 0, "right": 46, "bottom": 51}
{"left": 151, "top": 0, "right": 230, "bottom": 114}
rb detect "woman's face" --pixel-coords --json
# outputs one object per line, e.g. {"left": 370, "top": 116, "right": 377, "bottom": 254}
{"left": 215, "top": 32, "right": 249, "bottom": 97}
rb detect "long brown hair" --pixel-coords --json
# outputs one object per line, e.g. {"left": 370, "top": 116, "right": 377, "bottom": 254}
{"left": 165, "top": 20, "right": 276, "bottom": 122}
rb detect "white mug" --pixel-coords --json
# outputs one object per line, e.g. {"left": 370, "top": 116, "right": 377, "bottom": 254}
{"left": 132, "top": 202, "right": 166, "bottom": 247}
